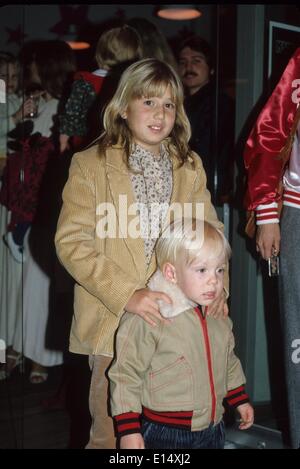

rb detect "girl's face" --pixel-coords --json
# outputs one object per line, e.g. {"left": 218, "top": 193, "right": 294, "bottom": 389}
{"left": 0, "top": 62, "right": 18, "bottom": 95}
{"left": 122, "top": 85, "right": 176, "bottom": 155}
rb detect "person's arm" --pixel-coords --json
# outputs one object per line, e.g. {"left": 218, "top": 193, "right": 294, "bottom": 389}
{"left": 59, "top": 79, "right": 96, "bottom": 136}
{"left": 59, "top": 133, "right": 70, "bottom": 154}
{"left": 108, "top": 313, "right": 161, "bottom": 447}
{"left": 244, "top": 49, "right": 300, "bottom": 258}
{"left": 224, "top": 318, "right": 250, "bottom": 406}
{"left": 244, "top": 49, "right": 299, "bottom": 212}
{"left": 55, "top": 152, "right": 141, "bottom": 317}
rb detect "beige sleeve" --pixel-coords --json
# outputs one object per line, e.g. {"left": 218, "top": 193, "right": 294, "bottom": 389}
{"left": 109, "top": 313, "right": 160, "bottom": 416}
{"left": 55, "top": 153, "right": 140, "bottom": 316}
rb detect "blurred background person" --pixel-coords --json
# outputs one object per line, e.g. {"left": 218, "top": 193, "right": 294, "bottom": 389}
{"left": 59, "top": 25, "right": 142, "bottom": 153}
{"left": 0, "top": 52, "right": 22, "bottom": 165}
{"left": 177, "top": 36, "right": 235, "bottom": 206}
{"left": 0, "top": 40, "right": 76, "bottom": 383}
{"left": 126, "top": 17, "right": 178, "bottom": 70}
{"left": 0, "top": 51, "right": 23, "bottom": 382}
{"left": 0, "top": 51, "right": 39, "bottom": 166}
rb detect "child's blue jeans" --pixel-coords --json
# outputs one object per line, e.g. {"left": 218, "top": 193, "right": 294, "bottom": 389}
{"left": 141, "top": 419, "right": 225, "bottom": 449}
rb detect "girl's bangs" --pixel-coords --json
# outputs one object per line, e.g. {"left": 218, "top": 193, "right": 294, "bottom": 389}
{"left": 132, "top": 76, "right": 177, "bottom": 102}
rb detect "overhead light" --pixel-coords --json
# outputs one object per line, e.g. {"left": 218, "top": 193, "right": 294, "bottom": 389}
{"left": 65, "top": 41, "right": 90, "bottom": 50}
{"left": 63, "top": 25, "right": 90, "bottom": 50}
{"left": 156, "top": 5, "right": 202, "bottom": 20}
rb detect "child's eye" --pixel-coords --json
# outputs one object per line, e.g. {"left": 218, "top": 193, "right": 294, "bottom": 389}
{"left": 165, "top": 102, "right": 175, "bottom": 109}
{"left": 217, "top": 268, "right": 225, "bottom": 274}
{"left": 197, "top": 268, "right": 206, "bottom": 273}
{"left": 144, "top": 99, "right": 153, "bottom": 106}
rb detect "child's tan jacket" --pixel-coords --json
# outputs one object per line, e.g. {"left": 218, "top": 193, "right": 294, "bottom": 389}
{"left": 55, "top": 143, "right": 227, "bottom": 356}
{"left": 109, "top": 270, "right": 245, "bottom": 432}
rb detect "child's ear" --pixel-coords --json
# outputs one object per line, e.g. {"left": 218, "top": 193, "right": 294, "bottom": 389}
{"left": 120, "top": 109, "right": 127, "bottom": 119}
{"left": 162, "top": 262, "right": 177, "bottom": 283}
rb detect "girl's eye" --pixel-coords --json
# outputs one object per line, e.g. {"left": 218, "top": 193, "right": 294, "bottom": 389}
{"left": 165, "top": 102, "right": 175, "bottom": 109}
{"left": 144, "top": 100, "right": 153, "bottom": 106}
{"left": 217, "top": 268, "right": 225, "bottom": 274}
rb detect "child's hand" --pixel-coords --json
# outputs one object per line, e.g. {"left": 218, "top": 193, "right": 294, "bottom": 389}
{"left": 206, "top": 290, "right": 228, "bottom": 318}
{"left": 125, "top": 288, "right": 172, "bottom": 326}
{"left": 120, "top": 433, "right": 145, "bottom": 449}
{"left": 236, "top": 403, "right": 254, "bottom": 430}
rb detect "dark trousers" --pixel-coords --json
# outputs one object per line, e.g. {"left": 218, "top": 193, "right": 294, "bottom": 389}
{"left": 141, "top": 419, "right": 225, "bottom": 449}
{"left": 280, "top": 205, "right": 300, "bottom": 448}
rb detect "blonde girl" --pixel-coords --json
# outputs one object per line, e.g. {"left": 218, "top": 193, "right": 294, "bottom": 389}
{"left": 55, "top": 58, "right": 228, "bottom": 449}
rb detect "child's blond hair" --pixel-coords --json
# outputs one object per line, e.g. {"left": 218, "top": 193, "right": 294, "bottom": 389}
{"left": 99, "top": 58, "right": 192, "bottom": 165}
{"left": 156, "top": 218, "right": 231, "bottom": 269}
{"left": 95, "top": 26, "right": 142, "bottom": 70}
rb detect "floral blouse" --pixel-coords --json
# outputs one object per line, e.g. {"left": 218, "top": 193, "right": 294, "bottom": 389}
{"left": 129, "top": 143, "right": 173, "bottom": 265}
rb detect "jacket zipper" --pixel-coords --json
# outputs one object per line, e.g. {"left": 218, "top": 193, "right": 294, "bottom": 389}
{"left": 195, "top": 307, "right": 217, "bottom": 423}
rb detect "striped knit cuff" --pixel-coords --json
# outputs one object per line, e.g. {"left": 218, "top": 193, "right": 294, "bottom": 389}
{"left": 114, "top": 412, "right": 141, "bottom": 437}
{"left": 225, "top": 385, "right": 250, "bottom": 408}
{"left": 283, "top": 188, "right": 300, "bottom": 208}
{"left": 256, "top": 202, "right": 279, "bottom": 225}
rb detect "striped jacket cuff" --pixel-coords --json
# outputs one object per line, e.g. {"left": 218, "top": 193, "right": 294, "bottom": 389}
{"left": 283, "top": 188, "right": 300, "bottom": 209}
{"left": 225, "top": 385, "right": 250, "bottom": 408}
{"left": 256, "top": 202, "right": 279, "bottom": 225}
{"left": 114, "top": 412, "right": 141, "bottom": 437}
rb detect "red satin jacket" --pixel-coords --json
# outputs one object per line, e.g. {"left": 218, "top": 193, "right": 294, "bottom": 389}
{"left": 244, "top": 47, "right": 300, "bottom": 210}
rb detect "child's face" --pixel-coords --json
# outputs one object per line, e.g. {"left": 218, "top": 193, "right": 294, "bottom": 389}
{"left": 0, "top": 62, "right": 18, "bottom": 95}
{"left": 122, "top": 85, "right": 176, "bottom": 155}
{"left": 174, "top": 254, "right": 226, "bottom": 306}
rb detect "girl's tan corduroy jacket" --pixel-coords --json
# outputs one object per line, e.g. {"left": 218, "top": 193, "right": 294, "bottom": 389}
{"left": 55, "top": 143, "right": 227, "bottom": 356}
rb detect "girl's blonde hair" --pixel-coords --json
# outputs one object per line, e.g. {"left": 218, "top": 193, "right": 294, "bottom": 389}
{"left": 156, "top": 218, "right": 231, "bottom": 269}
{"left": 99, "top": 58, "right": 192, "bottom": 165}
{"left": 95, "top": 26, "right": 142, "bottom": 70}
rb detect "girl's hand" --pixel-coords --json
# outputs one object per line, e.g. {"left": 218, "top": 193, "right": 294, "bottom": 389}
{"left": 125, "top": 288, "right": 172, "bottom": 326}
{"left": 236, "top": 403, "right": 254, "bottom": 430}
{"left": 120, "top": 433, "right": 145, "bottom": 449}
{"left": 206, "top": 291, "right": 228, "bottom": 318}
